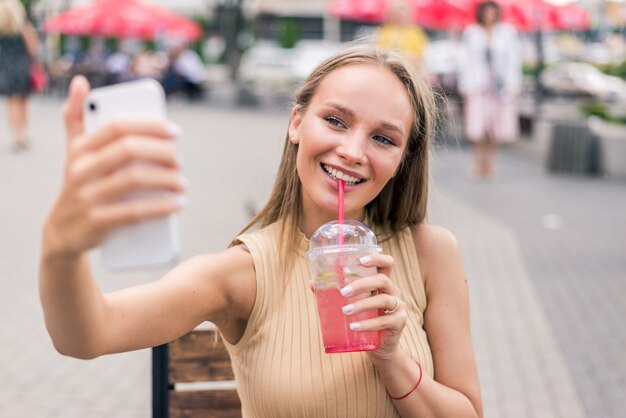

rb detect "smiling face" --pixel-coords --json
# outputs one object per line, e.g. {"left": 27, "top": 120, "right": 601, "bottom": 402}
{"left": 289, "top": 63, "right": 414, "bottom": 231}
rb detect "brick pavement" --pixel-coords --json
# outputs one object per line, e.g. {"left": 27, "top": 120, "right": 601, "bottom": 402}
{"left": 431, "top": 144, "right": 626, "bottom": 418}
{"left": 1, "top": 96, "right": 622, "bottom": 417}
{"left": 429, "top": 190, "right": 586, "bottom": 418}
{"left": 0, "top": 96, "right": 287, "bottom": 418}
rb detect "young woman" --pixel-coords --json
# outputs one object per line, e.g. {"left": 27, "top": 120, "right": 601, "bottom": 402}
{"left": 40, "top": 44, "right": 482, "bottom": 417}
{"left": 458, "top": 1, "right": 522, "bottom": 179}
{"left": 0, "top": 0, "right": 39, "bottom": 151}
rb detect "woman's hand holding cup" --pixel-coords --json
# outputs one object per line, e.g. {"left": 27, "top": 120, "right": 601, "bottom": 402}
{"left": 339, "top": 252, "right": 407, "bottom": 362}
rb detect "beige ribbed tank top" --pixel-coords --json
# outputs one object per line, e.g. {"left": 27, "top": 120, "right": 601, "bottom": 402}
{"left": 225, "top": 222, "right": 433, "bottom": 418}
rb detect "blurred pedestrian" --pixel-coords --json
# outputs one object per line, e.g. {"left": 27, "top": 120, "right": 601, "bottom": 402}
{"left": 161, "top": 39, "right": 207, "bottom": 101}
{"left": 131, "top": 50, "right": 167, "bottom": 80}
{"left": 106, "top": 42, "right": 133, "bottom": 84}
{"left": 458, "top": 1, "right": 522, "bottom": 179}
{"left": 374, "top": 0, "right": 429, "bottom": 70}
{"left": 77, "top": 41, "right": 110, "bottom": 87}
{"left": 0, "top": 0, "right": 39, "bottom": 152}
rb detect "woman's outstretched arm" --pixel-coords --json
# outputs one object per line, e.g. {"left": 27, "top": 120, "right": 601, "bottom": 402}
{"left": 39, "top": 76, "right": 255, "bottom": 358}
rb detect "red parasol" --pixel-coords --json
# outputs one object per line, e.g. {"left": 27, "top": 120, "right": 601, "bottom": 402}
{"left": 328, "top": 0, "right": 387, "bottom": 23}
{"left": 43, "top": 0, "right": 203, "bottom": 42}
{"left": 328, "top": 0, "right": 591, "bottom": 32}
{"left": 329, "top": 0, "right": 473, "bottom": 29}
{"left": 494, "top": 0, "right": 557, "bottom": 32}
{"left": 551, "top": 4, "right": 591, "bottom": 31}
{"left": 473, "top": 0, "right": 591, "bottom": 32}
{"left": 415, "top": 0, "right": 473, "bottom": 31}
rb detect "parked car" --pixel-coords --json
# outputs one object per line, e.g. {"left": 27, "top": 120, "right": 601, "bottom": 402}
{"left": 238, "top": 40, "right": 342, "bottom": 97}
{"left": 540, "top": 62, "right": 626, "bottom": 102}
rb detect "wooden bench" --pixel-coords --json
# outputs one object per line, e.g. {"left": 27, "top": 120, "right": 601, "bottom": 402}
{"left": 152, "top": 323, "right": 242, "bottom": 418}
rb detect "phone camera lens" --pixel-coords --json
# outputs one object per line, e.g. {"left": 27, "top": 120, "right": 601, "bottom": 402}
{"left": 88, "top": 102, "right": 97, "bottom": 112}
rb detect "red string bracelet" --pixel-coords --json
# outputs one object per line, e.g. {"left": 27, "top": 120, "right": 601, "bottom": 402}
{"left": 387, "top": 361, "right": 423, "bottom": 401}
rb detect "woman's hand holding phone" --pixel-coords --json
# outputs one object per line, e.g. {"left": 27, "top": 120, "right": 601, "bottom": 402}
{"left": 43, "top": 76, "right": 186, "bottom": 263}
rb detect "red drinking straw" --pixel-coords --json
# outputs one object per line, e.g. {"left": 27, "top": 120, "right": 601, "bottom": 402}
{"left": 337, "top": 179, "right": 345, "bottom": 289}
{"left": 338, "top": 179, "right": 344, "bottom": 222}
{"left": 338, "top": 179, "right": 344, "bottom": 245}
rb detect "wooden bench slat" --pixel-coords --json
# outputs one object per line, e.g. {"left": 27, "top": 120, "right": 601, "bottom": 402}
{"left": 169, "top": 329, "right": 235, "bottom": 383}
{"left": 169, "top": 390, "right": 242, "bottom": 418}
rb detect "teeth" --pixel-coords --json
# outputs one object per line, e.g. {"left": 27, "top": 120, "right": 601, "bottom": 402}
{"left": 323, "top": 164, "right": 362, "bottom": 184}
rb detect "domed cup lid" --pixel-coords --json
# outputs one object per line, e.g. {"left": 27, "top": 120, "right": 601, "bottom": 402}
{"left": 307, "top": 220, "right": 381, "bottom": 258}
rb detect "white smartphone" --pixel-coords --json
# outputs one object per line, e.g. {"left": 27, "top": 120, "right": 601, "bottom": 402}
{"left": 83, "top": 79, "right": 181, "bottom": 271}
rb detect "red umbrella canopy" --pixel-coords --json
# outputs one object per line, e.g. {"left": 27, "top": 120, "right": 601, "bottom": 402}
{"left": 470, "top": 0, "right": 591, "bottom": 32}
{"left": 328, "top": 0, "right": 591, "bottom": 32}
{"left": 329, "top": 0, "right": 473, "bottom": 29}
{"left": 329, "top": 0, "right": 387, "bottom": 23}
{"left": 551, "top": 4, "right": 591, "bottom": 31}
{"left": 415, "top": 0, "right": 472, "bottom": 31}
{"left": 44, "top": 0, "right": 203, "bottom": 41}
{"left": 495, "top": 0, "right": 559, "bottom": 32}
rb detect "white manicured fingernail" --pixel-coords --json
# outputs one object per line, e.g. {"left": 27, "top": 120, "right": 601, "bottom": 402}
{"left": 340, "top": 285, "right": 353, "bottom": 297}
{"left": 175, "top": 195, "right": 188, "bottom": 208}
{"left": 359, "top": 255, "right": 372, "bottom": 264}
{"left": 168, "top": 123, "right": 183, "bottom": 138}
{"left": 341, "top": 304, "right": 354, "bottom": 314}
{"left": 179, "top": 176, "right": 190, "bottom": 190}
{"left": 349, "top": 322, "right": 361, "bottom": 330}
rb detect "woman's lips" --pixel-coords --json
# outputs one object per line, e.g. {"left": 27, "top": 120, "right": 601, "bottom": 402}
{"left": 320, "top": 164, "right": 365, "bottom": 190}
{"left": 320, "top": 163, "right": 365, "bottom": 185}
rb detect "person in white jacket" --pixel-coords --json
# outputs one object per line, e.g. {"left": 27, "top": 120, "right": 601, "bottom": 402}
{"left": 457, "top": 1, "right": 522, "bottom": 179}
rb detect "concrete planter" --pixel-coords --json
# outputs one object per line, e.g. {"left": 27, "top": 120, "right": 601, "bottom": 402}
{"left": 588, "top": 116, "right": 626, "bottom": 178}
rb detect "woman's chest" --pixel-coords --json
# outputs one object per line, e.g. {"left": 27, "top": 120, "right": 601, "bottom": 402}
{"left": 236, "top": 281, "right": 398, "bottom": 417}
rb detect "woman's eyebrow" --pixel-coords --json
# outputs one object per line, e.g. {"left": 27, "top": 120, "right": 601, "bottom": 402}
{"left": 325, "top": 102, "right": 355, "bottom": 117}
{"left": 380, "top": 122, "right": 404, "bottom": 135}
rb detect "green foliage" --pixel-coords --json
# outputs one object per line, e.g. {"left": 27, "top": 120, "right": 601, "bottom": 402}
{"left": 522, "top": 63, "right": 537, "bottom": 76}
{"left": 581, "top": 101, "right": 626, "bottom": 125}
{"left": 20, "top": 0, "right": 37, "bottom": 20}
{"left": 604, "top": 61, "right": 626, "bottom": 79}
{"left": 278, "top": 18, "right": 299, "bottom": 49}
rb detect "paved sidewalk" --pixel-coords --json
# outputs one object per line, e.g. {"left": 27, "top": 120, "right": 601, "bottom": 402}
{"left": 431, "top": 144, "right": 626, "bottom": 418}
{"left": 0, "top": 96, "right": 287, "bottom": 418}
{"left": 1, "top": 96, "right": 623, "bottom": 417}
{"left": 430, "top": 190, "right": 586, "bottom": 418}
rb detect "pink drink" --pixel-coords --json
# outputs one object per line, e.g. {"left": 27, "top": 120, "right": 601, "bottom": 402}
{"left": 315, "top": 264, "right": 379, "bottom": 353}
{"left": 307, "top": 220, "right": 382, "bottom": 354}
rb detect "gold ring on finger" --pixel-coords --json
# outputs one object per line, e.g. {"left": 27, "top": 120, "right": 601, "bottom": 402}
{"left": 384, "top": 296, "right": 400, "bottom": 315}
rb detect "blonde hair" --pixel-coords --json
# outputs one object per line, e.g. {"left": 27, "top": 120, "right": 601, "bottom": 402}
{"left": 0, "top": 0, "right": 26, "bottom": 35}
{"left": 234, "top": 43, "right": 437, "bottom": 271}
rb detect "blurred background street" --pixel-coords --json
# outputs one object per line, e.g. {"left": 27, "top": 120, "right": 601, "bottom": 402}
{"left": 1, "top": 0, "right": 626, "bottom": 417}
{"left": 1, "top": 90, "right": 625, "bottom": 418}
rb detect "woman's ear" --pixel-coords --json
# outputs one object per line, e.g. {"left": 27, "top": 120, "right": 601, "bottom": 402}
{"left": 288, "top": 106, "right": 302, "bottom": 144}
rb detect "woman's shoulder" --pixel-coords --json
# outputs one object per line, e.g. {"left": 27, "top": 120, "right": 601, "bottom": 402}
{"left": 409, "top": 224, "right": 461, "bottom": 278}
{"left": 412, "top": 224, "right": 462, "bottom": 294}
{"left": 410, "top": 224, "right": 458, "bottom": 249}
{"left": 183, "top": 245, "right": 256, "bottom": 317}
{"left": 179, "top": 245, "right": 256, "bottom": 285}
{"left": 236, "top": 222, "right": 281, "bottom": 242}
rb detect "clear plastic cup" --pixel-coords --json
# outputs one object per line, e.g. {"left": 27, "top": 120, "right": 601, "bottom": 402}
{"left": 307, "top": 220, "right": 382, "bottom": 353}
